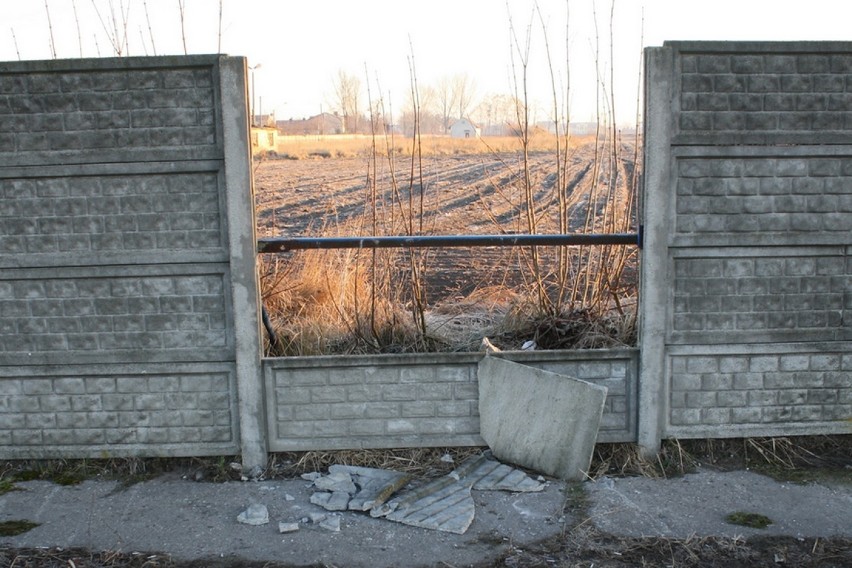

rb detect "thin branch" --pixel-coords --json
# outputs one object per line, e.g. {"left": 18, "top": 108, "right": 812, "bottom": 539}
{"left": 121, "top": 0, "right": 131, "bottom": 56}
{"left": 218, "top": 0, "right": 224, "bottom": 53}
{"left": 72, "top": 0, "right": 84, "bottom": 57}
{"left": 10, "top": 28, "right": 21, "bottom": 60}
{"left": 178, "top": 0, "right": 188, "bottom": 55}
{"left": 138, "top": 26, "right": 148, "bottom": 56}
{"left": 143, "top": 0, "right": 157, "bottom": 55}
{"left": 90, "top": 0, "right": 120, "bottom": 56}
{"left": 44, "top": 0, "right": 57, "bottom": 59}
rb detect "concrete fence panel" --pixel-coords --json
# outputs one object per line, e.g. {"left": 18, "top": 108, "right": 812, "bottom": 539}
{"left": 0, "top": 56, "right": 263, "bottom": 465}
{"left": 639, "top": 42, "right": 852, "bottom": 452}
{"left": 263, "top": 349, "right": 638, "bottom": 451}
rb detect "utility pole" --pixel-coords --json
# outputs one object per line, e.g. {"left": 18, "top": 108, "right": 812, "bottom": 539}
{"left": 249, "top": 64, "right": 262, "bottom": 126}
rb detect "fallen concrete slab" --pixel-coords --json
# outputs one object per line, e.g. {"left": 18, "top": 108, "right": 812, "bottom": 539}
{"left": 307, "top": 454, "right": 546, "bottom": 534}
{"left": 478, "top": 355, "right": 608, "bottom": 480}
{"left": 370, "top": 454, "right": 545, "bottom": 534}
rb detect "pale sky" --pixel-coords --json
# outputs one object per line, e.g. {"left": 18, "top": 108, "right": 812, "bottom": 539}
{"left": 2, "top": 1, "right": 851, "bottom": 125}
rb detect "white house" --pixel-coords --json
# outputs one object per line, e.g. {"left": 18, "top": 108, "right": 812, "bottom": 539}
{"left": 449, "top": 118, "right": 481, "bottom": 139}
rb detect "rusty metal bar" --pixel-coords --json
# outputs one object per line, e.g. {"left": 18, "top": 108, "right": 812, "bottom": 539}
{"left": 257, "top": 232, "right": 641, "bottom": 253}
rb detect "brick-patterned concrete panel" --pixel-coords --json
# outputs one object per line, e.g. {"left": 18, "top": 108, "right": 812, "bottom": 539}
{"left": 676, "top": 48, "right": 852, "bottom": 143}
{"left": 0, "top": 65, "right": 216, "bottom": 162}
{"left": 0, "top": 269, "right": 230, "bottom": 360}
{"left": 0, "top": 172, "right": 222, "bottom": 257}
{"left": 668, "top": 350, "right": 850, "bottom": 434}
{"left": 0, "top": 364, "right": 238, "bottom": 458}
{"left": 264, "top": 350, "right": 638, "bottom": 451}
{"left": 643, "top": 43, "right": 852, "bottom": 448}
{"left": 0, "top": 56, "right": 255, "bottom": 460}
{"left": 676, "top": 157, "right": 852, "bottom": 238}
{"left": 672, "top": 251, "right": 849, "bottom": 343}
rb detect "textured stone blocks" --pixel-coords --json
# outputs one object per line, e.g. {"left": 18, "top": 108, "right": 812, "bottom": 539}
{"left": 668, "top": 351, "right": 849, "bottom": 430}
{"left": 0, "top": 366, "right": 236, "bottom": 451}
{"left": 677, "top": 50, "right": 852, "bottom": 142}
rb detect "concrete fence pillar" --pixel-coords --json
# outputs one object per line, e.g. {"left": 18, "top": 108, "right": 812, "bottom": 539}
{"left": 637, "top": 46, "right": 675, "bottom": 457}
{"left": 219, "top": 56, "right": 267, "bottom": 472}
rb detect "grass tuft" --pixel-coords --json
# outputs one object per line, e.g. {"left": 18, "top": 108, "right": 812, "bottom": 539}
{"left": 725, "top": 511, "right": 773, "bottom": 529}
{"left": 0, "top": 520, "right": 39, "bottom": 537}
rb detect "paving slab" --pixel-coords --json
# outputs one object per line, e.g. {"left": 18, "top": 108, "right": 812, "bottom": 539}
{"left": 478, "top": 355, "right": 607, "bottom": 480}
{"left": 0, "top": 472, "right": 567, "bottom": 567}
{"left": 587, "top": 468, "right": 852, "bottom": 539}
{"left": 2, "top": 466, "right": 850, "bottom": 566}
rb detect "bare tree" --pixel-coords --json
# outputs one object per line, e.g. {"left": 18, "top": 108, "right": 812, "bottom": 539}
{"left": 178, "top": 0, "right": 187, "bottom": 55}
{"left": 434, "top": 75, "right": 458, "bottom": 133}
{"left": 400, "top": 84, "right": 442, "bottom": 136}
{"left": 452, "top": 73, "right": 476, "bottom": 121}
{"left": 331, "top": 69, "right": 362, "bottom": 134}
{"left": 471, "top": 93, "right": 521, "bottom": 135}
{"left": 434, "top": 73, "right": 477, "bottom": 133}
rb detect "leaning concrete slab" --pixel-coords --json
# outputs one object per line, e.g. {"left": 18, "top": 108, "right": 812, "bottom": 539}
{"left": 478, "top": 355, "right": 608, "bottom": 480}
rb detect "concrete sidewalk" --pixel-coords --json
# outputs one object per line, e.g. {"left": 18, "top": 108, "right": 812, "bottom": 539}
{"left": 2, "top": 466, "right": 850, "bottom": 567}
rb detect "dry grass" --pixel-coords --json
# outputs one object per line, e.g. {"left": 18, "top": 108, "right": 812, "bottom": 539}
{"left": 588, "top": 435, "right": 852, "bottom": 481}
{"left": 266, "top": 447, "right": 485, "bottom": 480}
{"left": 258, "top": 139, "right": 639, "bottom": 355}
{"left": 260, "top": 248, "right": 436, "bottom": 356}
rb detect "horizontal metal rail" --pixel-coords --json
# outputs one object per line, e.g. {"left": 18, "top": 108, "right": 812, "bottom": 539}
{"left": 257, "top": 232, "right": 641, "bottom": 253}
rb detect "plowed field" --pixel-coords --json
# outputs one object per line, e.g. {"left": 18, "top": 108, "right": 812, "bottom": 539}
{"left": 254, "top": 140, "right": 639, "bottom": 305}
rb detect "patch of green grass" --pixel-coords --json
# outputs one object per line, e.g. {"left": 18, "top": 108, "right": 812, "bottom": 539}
{"left": 725, "top": 511, "right": 773, "bottom": 529}
{"left": 750, "top": 463, "right": 852, "bottom": 486}
{"left": 13, "top": 470, "right": 41, "bottom": 482}
{"left": 0, "top": 479, "right": 21, "bottom": 495}
{"left": 0, "top": 520, "right": 39, "bottom": 536}
{"left": 52, "top": 473, "right": 85, "bottom": 486}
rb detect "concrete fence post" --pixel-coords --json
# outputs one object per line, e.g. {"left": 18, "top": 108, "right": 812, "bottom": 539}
{"left": 637, "top": 46, "right": 675, "bottom": 457}
{"left": 219, "top": 56, "right": 267, "bottom": 471}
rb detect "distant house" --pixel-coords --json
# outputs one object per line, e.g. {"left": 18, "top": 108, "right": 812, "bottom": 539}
{"left": 277, "top": 113, "right": 346, "bottom": 135}
{"left": 251, "top": 126, "right": 278, "bottom": 152}
{"left": 253, "top": 113, "right": 276, "bottom": 128}
{"left": 449, "top": 118, "right": 481, "bottom": 139}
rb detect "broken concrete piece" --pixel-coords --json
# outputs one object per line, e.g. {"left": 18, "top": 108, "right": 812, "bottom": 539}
{"left": 313, "top": 471, "right": 357, "bottom": 494}
{"left": 378, "top": 474, "right": 476, "bottom": 534}
{"left": 477, "top": 356, "right": 607, "bottom": 481}
{"left": 327, "top": 465, "right": 411, "bottom": 512}
{"left": 471, "top": 460, "right": 545, "bottom": 492}
{"left": 310, "top": 490, "right": 350, "bottom": 511}
{"left": 305, "top": 455, "right": 545, "bottom": 535}
{"left": 370, "top": 455, "right": 544, "bottom": 535}
{"left": 319, "top": 515, "right": 341, "bottom": 532}
{"left": 237, "top": 503, "right": 269, "bottom": 526}
{"left": 278, "top": 522, "right": 300, "bottom": 533}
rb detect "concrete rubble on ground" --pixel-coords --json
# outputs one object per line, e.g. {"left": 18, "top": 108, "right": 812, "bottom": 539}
{"left": 236, "top": 503, "right": 269, "bottom": 526}
{"left": 232, "top": 356, "right": 611, "bottom": 536}
{"left": 305, "top": 454, "right": 545, "bottom": 534}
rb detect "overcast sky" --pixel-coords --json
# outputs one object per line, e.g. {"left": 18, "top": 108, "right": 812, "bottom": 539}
{"left": 3, "top": 1, "right": 851, "bottom": 125}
